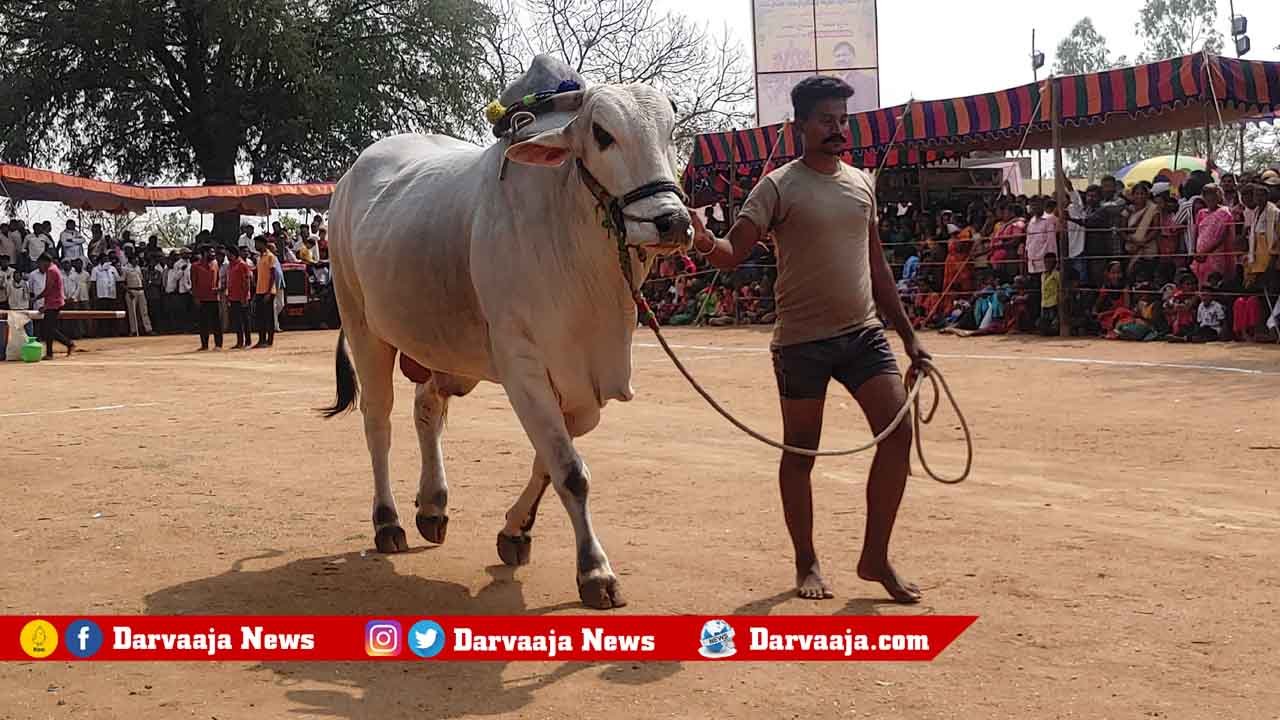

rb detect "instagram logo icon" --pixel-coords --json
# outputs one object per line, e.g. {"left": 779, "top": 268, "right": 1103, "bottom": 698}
{"left": 365, "top": 620, "right": 402, "bottom": 657}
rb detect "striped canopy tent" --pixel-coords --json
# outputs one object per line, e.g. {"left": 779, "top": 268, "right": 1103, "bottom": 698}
{"left": 683, "top": 53, "right": 1280, "bottom": 207}
{"left": 0, "top": 164, "right": 334, "bottom": 215}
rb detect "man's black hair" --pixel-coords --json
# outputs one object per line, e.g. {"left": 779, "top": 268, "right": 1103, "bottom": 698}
{"left": 791, "top": 75, "right": 854, "bottom": 121}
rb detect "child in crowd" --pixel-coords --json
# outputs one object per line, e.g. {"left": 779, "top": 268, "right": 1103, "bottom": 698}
{"left": 1193, "top": 286, "right": 1226, "bottom": 341}
{"left": 1232, "top": 292, "right": 1265, "bottom": 342}
{"left": 1005, "top": 275, "right": 1034, "bottom": 334}
{"left": 1164, "top": 273, "right": 1200, "bottom": 341}
{"left": 1038, "top": 253, "right": 1060, "bottom": 336}
{"left": 972, "top": 272, "right": 1005, "bottom": 332}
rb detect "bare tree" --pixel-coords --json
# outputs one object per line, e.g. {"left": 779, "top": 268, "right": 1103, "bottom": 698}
{"left": 484, "top": 0, "right": 752, "bottom": 156}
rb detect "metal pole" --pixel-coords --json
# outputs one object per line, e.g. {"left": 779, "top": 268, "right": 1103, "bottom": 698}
{"left": 1228, "top": 0, "right": 1245, "bottom": 170}
{"left": 1050, "top": 75, "right": 1070, "bottom": 338}
{"left": 1033, "top": 28, "right": 1043, "bottom": 184}
{"left": 1174, "top": 129, "right": 1183, "bottom": 176}
{"left": 728, "top": 131, "right": 737, "bottom": 221}
{"left": 1204, "top": 103, "right": 1214, "bottom": 169}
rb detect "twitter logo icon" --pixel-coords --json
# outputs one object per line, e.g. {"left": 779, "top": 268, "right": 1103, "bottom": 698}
{"left": 408, "top": 620, "right": 446, "bottom": 659}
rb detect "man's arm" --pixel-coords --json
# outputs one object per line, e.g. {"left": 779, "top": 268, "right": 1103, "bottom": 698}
{"left": 690, "top": 212, "right": 766, "bottom": 271}
{"left": 869, "top": 218, "right": 930, "bottom": 366}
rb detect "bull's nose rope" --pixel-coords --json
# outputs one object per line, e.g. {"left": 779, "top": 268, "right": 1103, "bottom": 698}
{"left": 625, "top": 281, "right": 972, "bottom": 484}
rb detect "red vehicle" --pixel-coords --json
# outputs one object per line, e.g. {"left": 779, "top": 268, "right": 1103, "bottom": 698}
{"left": 280, "top": 261, "right": 341, "bottom": 330}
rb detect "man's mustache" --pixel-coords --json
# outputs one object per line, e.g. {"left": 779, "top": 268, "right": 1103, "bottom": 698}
{"left": 824, "top": 135, "right": 847, "bottom": 144}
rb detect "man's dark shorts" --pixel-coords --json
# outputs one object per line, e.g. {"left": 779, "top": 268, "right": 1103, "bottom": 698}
{"left": 771, "top": 325, "right": 900, "bottom": 400}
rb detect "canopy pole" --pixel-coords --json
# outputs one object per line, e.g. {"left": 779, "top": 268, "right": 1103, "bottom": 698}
{"left": 728, "top": 132, "right": 738, "bottom": 221}
{"left": 1203, "top": 104, "right": 1214, "bottom": 169}
{"left": 1174, "top": 130, "right": 1183, "bottom": 177}
{"left": 1050, "top": 75, "right": 1069, "bottom": 338}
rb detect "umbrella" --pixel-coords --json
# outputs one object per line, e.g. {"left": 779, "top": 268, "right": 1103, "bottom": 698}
{"left": 1114, "top": 155, "right": 1212, "bottom": 189}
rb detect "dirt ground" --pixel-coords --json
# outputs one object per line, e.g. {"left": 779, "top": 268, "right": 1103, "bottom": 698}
{"left": 2, "top": 326, "right": 1278, "bottom": 719}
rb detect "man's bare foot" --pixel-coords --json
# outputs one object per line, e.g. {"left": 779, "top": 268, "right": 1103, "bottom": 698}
{"left": 857, "top": 559, "right": 922, "bottom": 603}
{"left": 796, "top": 562, "right": 835, "bottom": 600}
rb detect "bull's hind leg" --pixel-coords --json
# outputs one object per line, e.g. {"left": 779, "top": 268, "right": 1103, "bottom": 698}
{"left": 413, "top": 372, "right": 477, "bottom": 544}
{"left": 347, "top": 331, "right": 407, "bottom": 553}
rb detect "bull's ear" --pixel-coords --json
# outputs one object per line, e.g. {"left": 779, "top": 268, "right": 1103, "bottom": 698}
{"left": 505, "top": 126, "right": 572, "bottom": 167}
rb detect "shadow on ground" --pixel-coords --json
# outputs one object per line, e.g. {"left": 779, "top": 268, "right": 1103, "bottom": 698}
{"left": 145, "top": 551, "right": 680, "bottom": 718}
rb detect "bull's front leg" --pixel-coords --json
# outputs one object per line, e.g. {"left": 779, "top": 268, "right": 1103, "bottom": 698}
{"left": 494, "top": 351, "right": 624, "bottom": 609}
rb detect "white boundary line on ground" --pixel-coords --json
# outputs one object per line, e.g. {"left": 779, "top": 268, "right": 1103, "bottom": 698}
{"left": 634, "top": 342, "right": 1278, "bottom": 376}
{"left": 0, "top": 402, "right": 161, "bottom": 419}
{"left": 4, "top": 342, "right": 1273, "bottom": 420}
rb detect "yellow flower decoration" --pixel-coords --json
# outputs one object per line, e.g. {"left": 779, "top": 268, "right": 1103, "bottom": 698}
{"left": 484, "top": 100, "right": 507, "bottom": 124}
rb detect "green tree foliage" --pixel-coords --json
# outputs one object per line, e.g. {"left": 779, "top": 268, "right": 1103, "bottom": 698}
{"left": 0, "top": 0, "right": 498, "bottom": 241}
{"left": 1053, "top": 18, "right": 1119, "bottom": 76}
{"left": 1135, "top": 0, "right": 1223, "bottom": 61}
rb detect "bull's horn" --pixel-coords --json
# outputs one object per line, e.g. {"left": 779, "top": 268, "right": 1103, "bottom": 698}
{"left": 547, "top": 90, "right": 584, "bottom": 114}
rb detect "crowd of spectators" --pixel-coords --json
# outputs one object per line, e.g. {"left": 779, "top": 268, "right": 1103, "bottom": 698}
{"left": 1, "top": 214, "right": 331, "bottom": 358}
{"left": 645, "top": 167, "right": 1280, "bottom": 344}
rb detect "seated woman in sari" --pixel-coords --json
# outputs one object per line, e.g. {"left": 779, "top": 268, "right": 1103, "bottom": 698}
{"left": 1093, "top": 261, "right": 1132, "bottom": 336}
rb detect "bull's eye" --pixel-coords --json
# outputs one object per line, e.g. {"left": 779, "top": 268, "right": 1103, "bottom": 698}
{"left": 592, "top": 123, "right": 615, "bottom": 150}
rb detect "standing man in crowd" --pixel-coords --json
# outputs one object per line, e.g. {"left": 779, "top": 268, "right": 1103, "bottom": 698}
{"left": 253, "top": 236, "right": 277, "bottom": 348}
{"left": 227, "top": 246, "right": 254, "bottom": 349}
{"left": 163, "top": 254, "right": 184, "bottom": 332}
{"left": 59, "top": 220, "right": 87, "bottom": 264}
{"left": 238, "top": 223, "right": 255, "bottom": 252}
{"left": 1025, "top": 195, "right": 1058, "bottom": 308}
{"left": 90, "top": 254, "right": 121, "bottom": 337}
{"left": 0, "top": 254, "right": 10, "bottom": 310}
{"left": 36, "top": 254, "right": 76, "bottom": 357}
{"left": 215, "top": 245, "right": 230, "bottom": 333}
{"left": 144, "top": 255, "right": 167, "bottom": 334}
{"left": 26, "top": 254, "right": 46, "bottom": 312}
{"left": 122, "top": 251, "right": 152, "bottom": 336}
{"left": 191, "top": 246, "right": 223, "bottom": 350}
{"left": 0, "top": 223, "right": 15, "bottom": 270}
{"left": 88, "top": 224, "right": 105, "bottom": 260}
{"left": 26, "top": 221, "right": 51, "bottom": 271}
{"left": 689, "top": 76, "right": 929, "bottom": 603}
{"left": 61, "top": 259, "right": 84, "bottom": 339}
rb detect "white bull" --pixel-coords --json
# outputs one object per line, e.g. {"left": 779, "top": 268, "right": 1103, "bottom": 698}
{"left": 323, "top": 81, "right": 692, "bottom": 609}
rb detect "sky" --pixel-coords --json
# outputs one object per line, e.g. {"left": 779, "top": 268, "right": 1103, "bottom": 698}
{"left": 660, "top": 0, "right": 1280, "bottom": 107}
{"left": 7, "top": 1, "right": 1278, "bottom": 227}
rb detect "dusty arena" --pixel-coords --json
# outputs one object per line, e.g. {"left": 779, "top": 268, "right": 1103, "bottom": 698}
{"left": 2, "top": 327, "right": 1277, "bottom": 718}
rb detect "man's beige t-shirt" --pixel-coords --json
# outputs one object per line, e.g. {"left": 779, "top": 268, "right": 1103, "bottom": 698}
{"left": 739, "top": 159, "right": 880, "bottom": 348}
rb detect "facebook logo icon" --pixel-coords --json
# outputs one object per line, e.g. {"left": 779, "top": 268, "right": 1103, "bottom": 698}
{"left": 66, "top": 620, "right": 103, "bottom": 658}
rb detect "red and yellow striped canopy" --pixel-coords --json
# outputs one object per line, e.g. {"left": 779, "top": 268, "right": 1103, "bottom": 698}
{"left": 683, "top": 53, "right": 1280, "bottom": 207}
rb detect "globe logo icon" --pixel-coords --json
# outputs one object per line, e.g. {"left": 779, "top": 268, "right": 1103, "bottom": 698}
{"left": 698, "top": 618, "right": 737, "bottom": 658}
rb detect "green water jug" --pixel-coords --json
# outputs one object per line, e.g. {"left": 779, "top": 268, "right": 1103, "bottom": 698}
{"left": 20, "top": 338, "right": 44, "bottom": 363}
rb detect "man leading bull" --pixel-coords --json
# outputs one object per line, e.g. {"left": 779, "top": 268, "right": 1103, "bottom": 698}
{"left": 690, "top": 76, "right": 930, "bottom": 603}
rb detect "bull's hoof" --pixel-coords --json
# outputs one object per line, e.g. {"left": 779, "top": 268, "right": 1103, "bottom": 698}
{"left": 374, "top": 525, "right": 410, "bottom": 554}
{"left": 416, "top": 514, "right": 449, "bottom": 545}
{"left": 578, "top": 573, "right": 626, "bottom": 610}
{"left": 496, "top": 532, "right": 532, "bottom": 566}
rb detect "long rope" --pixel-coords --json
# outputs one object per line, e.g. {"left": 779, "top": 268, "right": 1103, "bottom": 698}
{"left": 636, "top": 307, "right": 972, "bottom": 482}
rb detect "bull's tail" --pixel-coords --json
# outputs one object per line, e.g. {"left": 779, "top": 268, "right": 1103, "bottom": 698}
{"left": 320, "top": 330, "right": 358, "bottom": 418}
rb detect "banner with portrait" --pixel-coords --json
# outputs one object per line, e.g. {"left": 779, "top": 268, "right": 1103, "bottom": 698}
{"left": 753, "top": 0, "right": 879, "bottom": 126}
